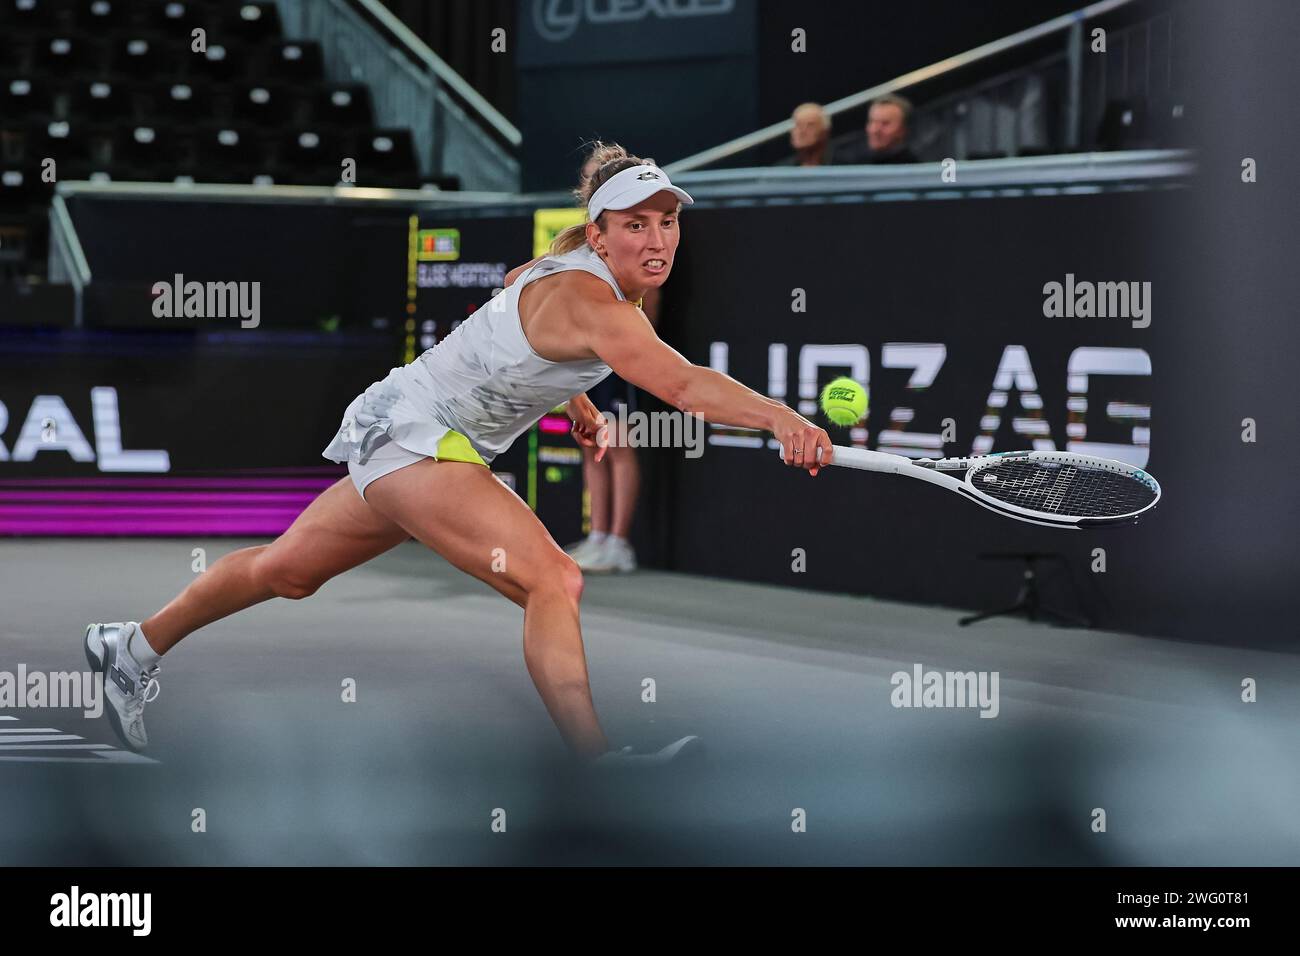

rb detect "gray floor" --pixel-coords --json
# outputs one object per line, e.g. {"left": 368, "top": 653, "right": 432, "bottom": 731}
{"left": 2, "top": 538, "right": 1298, "bottom": 865}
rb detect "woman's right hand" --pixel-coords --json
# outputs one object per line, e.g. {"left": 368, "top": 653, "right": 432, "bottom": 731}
{"left": 771, "top": 409, "right": 834, "bottom": 476}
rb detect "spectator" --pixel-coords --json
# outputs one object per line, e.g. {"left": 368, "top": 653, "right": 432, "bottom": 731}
{"left": 839, "top": 94, "right": 919, "bottom": 164}
{"left": 776, "top": 103, "right": 838, "bottom": 167}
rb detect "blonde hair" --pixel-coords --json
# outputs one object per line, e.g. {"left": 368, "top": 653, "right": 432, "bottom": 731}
{"left": 548, "top": 141, "right": 650, "bottom": 256}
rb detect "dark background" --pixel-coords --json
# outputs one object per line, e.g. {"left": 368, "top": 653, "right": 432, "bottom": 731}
{"left": 510, "top": 0, "right": 1084, "bottom": 189}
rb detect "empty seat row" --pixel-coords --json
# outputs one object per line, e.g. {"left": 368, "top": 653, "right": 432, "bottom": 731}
{"left": 1, "top": 0, "right": 282, "bottom": 41}
{"left": 0, "top": 33, "right": 323, "bottom": 83}
{"left": 0, "top": 125, "right": 421, "bottom": 187}
{"left": 1, "top": 76, "right": 375, "bottom": 129}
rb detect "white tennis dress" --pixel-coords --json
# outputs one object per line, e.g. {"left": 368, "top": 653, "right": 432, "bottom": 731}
{"left": 323, "top": 244, "right": 622, "bottom": 496}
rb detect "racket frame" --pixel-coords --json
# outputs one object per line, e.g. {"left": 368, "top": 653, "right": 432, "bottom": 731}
{"left": 814, "top": 446, "right": 1161, "bottom": 529}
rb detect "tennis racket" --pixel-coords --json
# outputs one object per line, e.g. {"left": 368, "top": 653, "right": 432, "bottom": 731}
{"left": 782, "top": 445, "right": 1161, "bottom": 529}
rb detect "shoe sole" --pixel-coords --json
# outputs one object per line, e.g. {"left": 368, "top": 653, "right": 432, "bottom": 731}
{"left": 658, "top": 735, "right": 703, "bottom": 763}
{"left": 84, "top": 624, "right": 145, "bottom": 753}
{"left": 592, "top": 735, "right": 705, "bottom": 770}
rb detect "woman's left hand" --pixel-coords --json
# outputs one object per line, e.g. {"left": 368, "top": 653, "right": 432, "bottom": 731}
{"left": 567, "top": 394, "right": 609, "bottom": 462}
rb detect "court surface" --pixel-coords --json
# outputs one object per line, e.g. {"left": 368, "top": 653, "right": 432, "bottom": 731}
{"left": 2, "top": 538, "right": 1298, "bottom": 866}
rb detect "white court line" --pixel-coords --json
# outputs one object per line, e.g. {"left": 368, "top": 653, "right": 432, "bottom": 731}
{"left": 0, "top": 717, "right": 160, "bottom": 764}
{"left": 0, "top": 728, "right": 64, "bottom": 734}
{"left": 0, "top": 752, "right": 158, "bottom": 764}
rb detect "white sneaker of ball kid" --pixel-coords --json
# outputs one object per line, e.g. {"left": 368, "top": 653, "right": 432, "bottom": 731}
{"left": 84, "top": 622, "right": 161, "bottom": 752}
{"left": 580, "top": 535, "right": 637, "bottom": 573}
{"left": 562, "top": 535, "right": 604, "bottom": 562}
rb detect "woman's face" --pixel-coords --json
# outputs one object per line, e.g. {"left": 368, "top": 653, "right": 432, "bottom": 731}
{"left": 588, "top": 191, "right": 681, "bottom": 293}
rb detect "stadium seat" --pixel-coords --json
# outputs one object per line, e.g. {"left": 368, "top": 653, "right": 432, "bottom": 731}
{"left": 190, "top": 123, "right": 267, "bottom": 182}
{"left": 28, "top": 118, "right": 95, "bottom": 167}
{"left": 108, "top": 32, "right": 180, "bottom": 79}
{"left": 1146, "top": 93, "right": 1188, "bottom": 147}
{"left": 222, "top": 1, "right": 282, "bottom": 47}
{"left": 67, "top": 78, "right": 136, "bottom": 123}
{"left": 150, "top": 77, "right": 214, "bottom": 125}
{"left": 111, "top": 122, "right": 181, "bottom": 177}
{"left": 232, "top": 82, "right": 303, "bottom": 128}
{"left": 312, "top": 84, "right": 374, "bottom": 130}
{"left": 1095, "top": 98, "right": 1151, "bottom": 150}
{"left": 35, "top": 32, "right": 103, "bottom": 78}
{"left": 263, "top": 40, "right": 324, "bottom": 83}
{"left": 273, "top": 127, "right": 345, "bottom": 185}
{"left": 0, "top": 165, "right": 38, "bottom": 201}
{"left": 353, "top": 128, "right": 420, "bottom": 188}
{"left": 186, "top": 37, "right": 245, "bottom": 82}
{"left": 72, "top": 0, "right": 130, "bottom": 31}
{"left": 0, "top": 0, "right": 58, "bottom": 30}
{"left": 146, "top": 0, "right": 206, "bottom": 33}
{"left": 0, "top": 76, "right": 56, "bottom": 122}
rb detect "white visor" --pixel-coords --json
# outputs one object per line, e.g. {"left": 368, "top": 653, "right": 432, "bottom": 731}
{"left": 587, "top": 164, "right": 693, "bottom": 221}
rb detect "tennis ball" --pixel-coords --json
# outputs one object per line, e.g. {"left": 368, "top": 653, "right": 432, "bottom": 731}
{"left": 819, "top": 377, "right": 868, "bottom": 427}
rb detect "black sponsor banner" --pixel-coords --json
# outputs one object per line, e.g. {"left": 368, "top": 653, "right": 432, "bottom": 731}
{"left": 656, "top": 190, "right": 1285, "bottom": 645}
{"left": 63, "top": 196, "right": 408, "bottom": 330}
{"left": 0, "top": 328, "right": 396, "bottom": 534}
{"left": 0, "top": 328, "right": 394, "bottom": 476}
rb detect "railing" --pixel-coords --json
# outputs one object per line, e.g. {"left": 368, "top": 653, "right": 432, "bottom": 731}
{"left": 47, "top": 194, "right": 91, "bottom": 327}
{"left": 52, "top": 150, "right": 1194, "bottom": 211}
{"left": 666, "top": 0, "right": 1177, "bottom": 173}
{"left": 275, "top": 0, "right": 520, "bottom": 192}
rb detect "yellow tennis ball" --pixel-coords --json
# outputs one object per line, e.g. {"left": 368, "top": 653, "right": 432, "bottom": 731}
{"left": 820, "top": 377, "right": 868, "bottom": 427}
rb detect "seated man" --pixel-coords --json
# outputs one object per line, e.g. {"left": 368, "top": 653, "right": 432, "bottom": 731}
{"left": 838, "top": 94, "right": 919, "bottom": 164}
{"left": 775, "top": 102, "right": 839, "bottom": 167}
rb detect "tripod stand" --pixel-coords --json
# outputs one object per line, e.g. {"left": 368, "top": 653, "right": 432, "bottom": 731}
{"left": 959, "top": 552, "right": 1092, "bottom": 628}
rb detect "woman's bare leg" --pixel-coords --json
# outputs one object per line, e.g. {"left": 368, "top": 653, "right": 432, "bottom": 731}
{"left": 140, "top": 477, "right": 410, "bottom": 654}
{"left": 363, "top": 460, "right": 609, "bottom": 759}
{"left": 583, "top": 445, "right": 611, "bottom": 535}
{"left": 606, "top": 445, "right": 641, "bottom": 540}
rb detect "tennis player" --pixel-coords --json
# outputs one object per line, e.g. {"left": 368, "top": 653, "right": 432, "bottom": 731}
{"left": 84, "top": 144, "right": 833, "bottom": 765}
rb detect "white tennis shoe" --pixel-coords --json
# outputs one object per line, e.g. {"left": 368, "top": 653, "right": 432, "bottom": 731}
{"left": 580, "top": 535, "right": 637, "bottom": 573}
{"left": 593, "top": 735, "right": 702, "bottom": 768}
{"left": 84, "top": 622, "right": 161, "bottom": 753}
{"left": 562, "top": 535, "right": 604, "bottom": 563}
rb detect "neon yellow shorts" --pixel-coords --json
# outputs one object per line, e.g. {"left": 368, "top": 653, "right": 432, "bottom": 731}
{"left": 347, "top": 432, "right": 486, "bottom": 501}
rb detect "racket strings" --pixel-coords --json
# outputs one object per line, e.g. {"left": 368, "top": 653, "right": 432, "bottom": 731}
{"left": 971, "top": 460, "right": 1157, "bottom": 518}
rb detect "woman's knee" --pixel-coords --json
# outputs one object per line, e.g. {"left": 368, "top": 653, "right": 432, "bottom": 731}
{"left": 522, "top": 553, "right": 584, "bottom": 604}
{"left": 253, "top": 545, "right": 324, "bottom": 600}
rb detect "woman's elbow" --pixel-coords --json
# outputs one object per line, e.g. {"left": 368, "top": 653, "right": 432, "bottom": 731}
{"left": 662, "top": 370, "right": 696, "bottom": 413}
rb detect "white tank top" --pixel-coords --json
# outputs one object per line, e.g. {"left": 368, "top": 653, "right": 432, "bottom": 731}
{"left": 323, "top": 244, "right": 622, "bottom": 466}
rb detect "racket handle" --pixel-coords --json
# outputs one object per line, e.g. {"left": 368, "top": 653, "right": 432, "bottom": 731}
{"left": 775, "top": 443, "right": 912, "bottom": 474}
